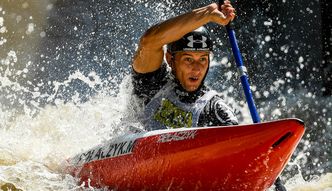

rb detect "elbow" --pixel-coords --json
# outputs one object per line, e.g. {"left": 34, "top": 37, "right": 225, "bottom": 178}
{"left": 139, "top": 26, "right": 163, "bottom": 49}
{"left": 139, "top": 34, "right": 153, "bottom": 48}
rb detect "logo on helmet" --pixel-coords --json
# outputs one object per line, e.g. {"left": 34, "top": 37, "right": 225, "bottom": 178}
{"left": 187, "top": 35, "right": 208, "bottom": 48}
{"left": 168, "top": 26, "right": 212, "bottom": 52}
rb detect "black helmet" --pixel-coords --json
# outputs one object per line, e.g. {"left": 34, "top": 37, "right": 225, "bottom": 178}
{"left": 167, "top": 26, "right": 213, "bottom": 53}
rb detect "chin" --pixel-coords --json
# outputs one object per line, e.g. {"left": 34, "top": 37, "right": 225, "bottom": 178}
{"left": 185, "top": 86, "right": 199, "bottom": 92}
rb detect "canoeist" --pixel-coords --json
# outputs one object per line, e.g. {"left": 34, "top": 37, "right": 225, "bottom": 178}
{"left": 132, "top": 1, "right": 238, "bottom": 130}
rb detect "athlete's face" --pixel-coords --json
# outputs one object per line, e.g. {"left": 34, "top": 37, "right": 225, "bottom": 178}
{"left": 169, "top": 51, "right": 209, "bottom": 92}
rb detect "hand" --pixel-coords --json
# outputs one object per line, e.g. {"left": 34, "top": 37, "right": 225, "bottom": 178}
{"left": 209, "top": 0, "right": 236, "bottom": 26}
{"left": 221, "top": 0, "right": 236, "bottom": 19}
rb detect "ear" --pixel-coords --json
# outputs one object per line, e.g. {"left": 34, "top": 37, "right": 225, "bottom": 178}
{"left": 166, "top": 51, "right": 173, "bottom": 67}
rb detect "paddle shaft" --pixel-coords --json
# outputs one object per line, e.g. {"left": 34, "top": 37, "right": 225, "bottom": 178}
{"left": 220, "top": 1, "right": 287, "bottom": 190}
{"left": 225, "top": 24, "right": 260, "bottom": 123}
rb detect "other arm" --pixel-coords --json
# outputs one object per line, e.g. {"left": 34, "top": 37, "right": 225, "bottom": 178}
{"left": 198, "top": 96, "right": 239, "bottom": 127}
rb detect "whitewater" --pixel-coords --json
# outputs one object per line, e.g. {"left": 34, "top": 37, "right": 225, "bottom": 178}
{"left": 0, "top": 0, "right": 331, "bottom": 190}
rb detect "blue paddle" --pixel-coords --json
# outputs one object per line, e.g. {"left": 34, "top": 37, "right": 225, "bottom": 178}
{"left": 220, "top": 1, "right": 287, "bottom": 190}
{"left": 225, "top": 23, "right": 260, "bottom": 123}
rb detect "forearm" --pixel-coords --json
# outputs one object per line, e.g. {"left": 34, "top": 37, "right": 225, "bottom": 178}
{"left": 140, "top": 3, "right": 222, "bottom": 49}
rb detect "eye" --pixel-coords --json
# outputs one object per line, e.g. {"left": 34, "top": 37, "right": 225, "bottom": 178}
{"left": 199, "top": 57, "right": 208, "bottom": 63}
{"left": 184, "top": 57, "right": 194, "bottom": 63}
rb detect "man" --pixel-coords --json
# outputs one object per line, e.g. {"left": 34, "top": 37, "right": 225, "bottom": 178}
{"left": 132, "top": 1, "right": 238, "bottom": 131}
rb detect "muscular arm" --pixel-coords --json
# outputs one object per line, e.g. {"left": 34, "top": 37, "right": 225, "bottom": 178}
{"left": 132, "top": 1, "right": 235, "bottom": 74}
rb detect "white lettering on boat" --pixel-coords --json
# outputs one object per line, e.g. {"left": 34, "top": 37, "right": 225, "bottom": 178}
{"left": 158, "top": 130, "right": 197, "bottom": 143}
{"left": 73, "top": 139, "right": 137, "bottom": 165}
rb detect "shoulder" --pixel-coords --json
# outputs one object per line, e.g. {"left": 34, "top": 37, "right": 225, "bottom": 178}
{"left": 211, "top": 95, "right": 238, "bottom": 125}
{"left": 132, "top": 62, "right": 171, "bottom": 103}
{"left": 132, "top": 62, "right": 170, "bottom": 85}
{"left": 210, "top": 95, "right": 233, "bottom": 113}
{"left": 199, "top": 94, "right": 238, "bottom": 126}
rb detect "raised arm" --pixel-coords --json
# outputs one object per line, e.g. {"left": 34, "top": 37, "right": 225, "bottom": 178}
{"left": 132, "top": 1, "right": 235, "bottom": 74}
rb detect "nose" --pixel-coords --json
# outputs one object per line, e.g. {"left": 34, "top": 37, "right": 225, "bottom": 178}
{"left": 191, "top": 61, "right": 202, "bottom": 73}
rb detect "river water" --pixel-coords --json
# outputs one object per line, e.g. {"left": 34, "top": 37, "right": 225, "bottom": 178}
{"left": 0, "top": 0, "right": 331, "bottom": 190}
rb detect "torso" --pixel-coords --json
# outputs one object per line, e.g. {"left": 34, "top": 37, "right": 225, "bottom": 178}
{"left": 139, "top": 80, "right": 218, "bottom": 130}
{"left": 132, "top": 63, "right": 239, "bottom": 130}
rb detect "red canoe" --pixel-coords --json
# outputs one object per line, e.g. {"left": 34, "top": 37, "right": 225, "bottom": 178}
{"left": 66, "top": 118, "right": 305, "bottom": 190}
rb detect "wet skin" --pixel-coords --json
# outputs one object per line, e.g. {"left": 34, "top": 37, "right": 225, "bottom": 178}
{"left": 170, "top": 51, "right": 209, "bottom": 92}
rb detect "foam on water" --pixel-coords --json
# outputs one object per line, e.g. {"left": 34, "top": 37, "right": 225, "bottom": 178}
{"left": 0, "top": 78, "right": 135, "bottom": 190}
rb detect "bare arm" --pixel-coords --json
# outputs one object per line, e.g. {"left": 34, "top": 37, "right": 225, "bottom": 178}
{"left": 132, "top": 1, "right": 235, "bottom": 74}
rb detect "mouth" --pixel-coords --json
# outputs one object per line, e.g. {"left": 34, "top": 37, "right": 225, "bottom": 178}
{"left": 189, "top": 76, "right": 199, "bottom": 83}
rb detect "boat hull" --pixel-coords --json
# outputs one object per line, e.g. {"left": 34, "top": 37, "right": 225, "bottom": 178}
{"left": 66, "top": 118, "right": 305, "bottom": 190}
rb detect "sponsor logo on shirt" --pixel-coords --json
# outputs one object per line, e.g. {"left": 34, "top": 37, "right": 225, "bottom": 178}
{"left": 154, "top": 99, "right": 193, "bottom": 128}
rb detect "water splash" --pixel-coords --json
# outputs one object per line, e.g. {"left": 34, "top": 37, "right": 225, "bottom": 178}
{"left": 0, "top": 77, "right": 135, "bottom": 190}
